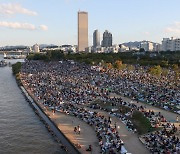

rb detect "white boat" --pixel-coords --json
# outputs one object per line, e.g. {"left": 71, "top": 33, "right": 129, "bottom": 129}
{"left": 3, "top": 54, "right": 26, "bottom": 59}
{"left": 3, "top": 53, "right": 7, "bottom": 59}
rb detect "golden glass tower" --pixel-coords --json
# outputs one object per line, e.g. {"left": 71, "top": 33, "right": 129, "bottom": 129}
{"left": 78, "top": 11, "right": 88, "bottom": 52}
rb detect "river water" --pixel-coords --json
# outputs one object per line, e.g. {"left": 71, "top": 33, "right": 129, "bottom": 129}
{"left": 0, "top": 55, "right": 65, "bottom": 154}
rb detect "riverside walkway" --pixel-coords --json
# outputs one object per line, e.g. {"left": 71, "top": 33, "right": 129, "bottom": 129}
{"left": 77, "top": 104, "right": 150, "bottom": 154}
{"left": 42, "top": 105, "right": 101, "bottom": 154}
{"left": 22, "top": 83, "right": 101, "bottom": 154}
{"left": 21, "top": 86, "right": 80, "bottom": 154}
{"left": 111, "top": 93, "right": 180, "bottom": 121}
{"left": 110, "top": 93, "right": 180, "bottom": 137}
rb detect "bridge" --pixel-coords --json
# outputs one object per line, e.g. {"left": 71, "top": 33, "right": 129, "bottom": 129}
{"left": 0, "top": 51, "right": 28, "bottom": 55}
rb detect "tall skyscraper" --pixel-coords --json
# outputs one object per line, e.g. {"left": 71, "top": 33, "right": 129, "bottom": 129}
{"left": 102, "top": 30, "right": 112, "bottom": 47}
{"left": 78, "top": 11, "right": 88, "bottom": 52}
{"left": 93, "top": 30, "right": 100, "bottom": 47}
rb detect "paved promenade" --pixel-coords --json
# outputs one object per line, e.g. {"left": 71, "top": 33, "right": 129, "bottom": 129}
{"left": 23, "top": 83, "right": 101, "bottom": 154}
{"left": 79, "top": 105, "right": 150, "bottom": 154}
{"left": 45, "top": 108, "right": 101, "bottom": 154}
{"left": 110, "top": 93, "right": 180, "bottom": 137}
{"left": 36, "top": 99, "right": 101, "bottom": 154}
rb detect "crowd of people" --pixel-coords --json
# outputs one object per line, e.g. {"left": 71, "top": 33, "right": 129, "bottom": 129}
{"left": 20, "top": 60, "right": 179, "bottom": 153}
{"left": 20, "top": 60, "right": 128, "bottom": 153}
{"left": 90, "top": 97, "right": 168, "bottom": 133}
{"left": 20, "top": 60, "right": 179, "bottom": 113}
{"left": 141, "top": 124, "right": 179, "bottom": 153}
{"left": 105, "top": 67, "right": 180, "bottom": 114}
{"left": 58, "top": 103, "right": 127, "bottom": 153}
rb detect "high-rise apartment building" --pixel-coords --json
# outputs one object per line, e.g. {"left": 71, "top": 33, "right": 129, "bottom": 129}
{"left": 102, "top": 30, "right": 112, "bottom": 47}
{"left": 93, "top": 30, "right": 100, "bottom": 47}
{"left": 32, "top": 43, "right": 39, "bottom": 53}
{"left": 162, "top": 37, "right": 180, "bottom": 51}
{"left": 78, "top": 11, "right": 88, "bottom": 52}
{"left": 140, "top": 41, "right": 154, "bottom": 51}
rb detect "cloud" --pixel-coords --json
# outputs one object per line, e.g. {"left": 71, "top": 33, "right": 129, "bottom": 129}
{"left": 39, "top": 25, "right": 48, "bottom": 31}
{"left": 165, "top": 21, "right": 180, "bottom": 34}
{"left": 144, "top": 32, "right": 150, "bottom": 35}
{"left": 0, "top": 21, "right": 48, "bottom": 31}
{"left": 0, "top": 21, "right": 36, "bottom": 30}
{"left": 0, "top": 3, "right": 37, "bottom": 16}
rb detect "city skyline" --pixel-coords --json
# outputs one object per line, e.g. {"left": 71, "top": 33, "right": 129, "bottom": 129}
{"left": 0, "top": 0, "right": 180, "bottom": 46}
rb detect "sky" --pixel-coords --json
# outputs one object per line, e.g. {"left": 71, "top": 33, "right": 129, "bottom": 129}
{"left": 0, "top": 0, "right": 180, "bottom": 46}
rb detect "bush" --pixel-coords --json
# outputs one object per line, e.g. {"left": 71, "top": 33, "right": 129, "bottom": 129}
{"left": 12, "top": 62, "right": 21, "bottom": 75}
{"left": 132, "top": 111, "right": 152, "bottom": 135}
{"left": 149, "top": 65, "right": 162, "bottom": 76}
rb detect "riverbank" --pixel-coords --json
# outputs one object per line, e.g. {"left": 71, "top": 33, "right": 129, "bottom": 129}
{"left": 12, "top": 62, "right": 101, "bottom": 154}
{"left": 20, "top": 85, "right": 79, "bottom": 154}
{"left": 0, "top": 58, "right": 64, "bottom": 154}
{"left": 20, "top": 81, "right": 101, "bottom": 154}
{"left": 12, "top": 62, "right": 78, "bottom": 153}
{"left": 20, "top": 84, "right": 80, "bottom": 154}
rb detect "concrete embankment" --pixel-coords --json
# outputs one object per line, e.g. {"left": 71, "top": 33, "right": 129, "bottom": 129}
{"left": 20, "top": 86, "right": 80, "bottom": 154}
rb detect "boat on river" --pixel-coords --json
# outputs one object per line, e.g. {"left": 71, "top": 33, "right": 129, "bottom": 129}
{"left": 4, "top": 52, "right": 26, "bottom": 59}
{"left": 0, "top": 60, "right": 7, "bottom": 67}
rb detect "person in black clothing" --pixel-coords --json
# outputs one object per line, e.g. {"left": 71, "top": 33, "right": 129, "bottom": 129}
{"left": 86, "top": 145, "right": 92, "bottom": 151}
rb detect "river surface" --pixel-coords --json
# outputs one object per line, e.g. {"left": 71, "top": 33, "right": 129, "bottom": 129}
{"left": 0, "top": 55, "right": 65, "bottom": 154}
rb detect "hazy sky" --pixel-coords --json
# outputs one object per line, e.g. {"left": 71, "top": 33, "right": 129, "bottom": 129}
{"left": 0, "top": 0, "right": 180, "bottom": 46}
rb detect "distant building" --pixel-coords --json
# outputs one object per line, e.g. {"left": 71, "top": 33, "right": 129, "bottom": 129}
{"left": 140, "top": 41, "right": 153, "bottom": 51}
{"left": 93, "top": 30, "right": 100, "bottom": 47}
{"left": 85, "top": 46, "right": 93, "bottom": 53}
{"left": 60, "top": 45, "right": 77, "bottom": 53}
{"left": 109, "top": 44, "right": 119, "bottom": 53}
{"left": 102, "top": 30, "right": 112, "bottom": 47}
{"left": 32, "top": 44, "right": 39, "bottom": 53}
{"left": 162, "top": 37, "right": 180, "bottom": 51}
{"left": 42, "top": 45, "right": 77, "bottom": 53}
{"left": 119, "top": 44, "right": 130, "bottom": 52}
{"left": 153, "top": 43, "right": 161, "bottom": 52}
{"left": 130, "top": 46, "right": 139, "bottom": 51}
{"left": 93, "top": 46, "right": 105, "bottom": 53}
{"left": 27, "top": 47, "right": 32, "bottom": 53}
{"left": 78, "top": 11, "right": 88, "bottom": 52}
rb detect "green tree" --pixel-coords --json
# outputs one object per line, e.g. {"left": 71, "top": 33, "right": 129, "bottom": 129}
{"left": 161, "top": 60, "right": 169, "bottom": 67}
{"left": 106, "top": 63, "right": 113, "bottom": 69}
{"left": 172, "top": 64, "right": 179, "bottom": 71}
{"left": 126, "top": 65, "right": 135, "bottom": 71}
{"left": 139, "top": 48, "right": 145, "bottom": 52}
{"left": 161, "top": 68, "right": 169, "bottom": 76}
{"left": 114, "top": 60, "right": 123, "bottom": 70}
{"left": 149, "top": 65, "right": 162, "bottom": 76}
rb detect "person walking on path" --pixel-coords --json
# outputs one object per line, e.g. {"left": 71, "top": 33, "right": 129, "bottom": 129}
{"left": 77, "top": 125, "right": 81, "bottom": 134}
{"left": 176, "top": 116, "right": 179, "bottom": 123}
{"left": 74, "top": 126, "right": 77, "bottom": 133}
